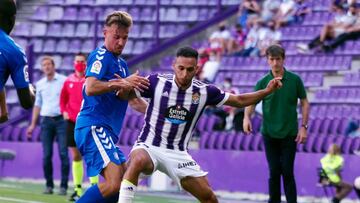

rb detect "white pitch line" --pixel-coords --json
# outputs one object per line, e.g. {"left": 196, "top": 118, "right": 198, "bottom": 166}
{"left": 0, "top": 196, "right": 44, "bottom": 203}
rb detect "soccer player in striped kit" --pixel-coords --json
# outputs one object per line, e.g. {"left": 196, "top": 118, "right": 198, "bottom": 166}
{"left": 117, "top": 46, "right": 283, "bottom": 203}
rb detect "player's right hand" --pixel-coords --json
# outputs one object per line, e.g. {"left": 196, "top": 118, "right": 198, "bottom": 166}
{"left": 124, "top": 70, "right": 150, "bottom": 92}
{"left": 243, "top": 117, "right": 252, "bottom": 134}
{"left": 266, "top": 77, "right": 282, "bottom": 92}
{"left": 26, "top": 125, "right": 35, "bottom": 139}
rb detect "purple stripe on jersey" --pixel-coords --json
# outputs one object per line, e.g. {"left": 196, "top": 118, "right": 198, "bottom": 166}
{"left": 166, "top": 89, "right": 186, "bottom": 149}
{"left": 152, "top": 80, "right": 172, "bottom": 147}
{"left": 178, "top": 86, "right": 200, "bottom": 151}
{"left": 138, "top": 78, "right": 159, "bottom": 142}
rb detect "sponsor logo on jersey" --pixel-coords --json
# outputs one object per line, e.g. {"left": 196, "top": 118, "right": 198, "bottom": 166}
{"left": 90, "top": 60, "right": 102, "bottom": 74}
{"left": 165, "top": 105, "right": 190, "bottom": 124}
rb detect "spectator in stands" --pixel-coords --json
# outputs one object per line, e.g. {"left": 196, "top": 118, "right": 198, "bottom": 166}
{"left": 297, "top": 3, "right": 358, "bottom": 53}
{"left": 26, "top": 56, "right": 69, "bottom": 195}
{"left": 231, "top": 24, "right": 247, "bottom": 54}
{"left": 212, "top": 77, "right": 244, "bottom": 131}
{"left": 273, "top": 0, "right": 297, "bottom": 28}
{"left": 235, "top": 21, "right": 262, "bottom": 57}
{"left": 259, "top": 0, "right": 281, "bottom": 24}
{"left": 238, "top": 0, "right": 261, "bottom": 29}
{"left": 59, "top": 53, "right": 99, "bottom": 201}
{"left": 73, "top": 11, "right": 149, "bottom": 203}
{"left": 323, "top": 11, "right": 360, "bottom": 52}
{"left": 196, "top": 48, "right": 210, "bottom": 80}
{"left": 320, "top": 144, "right": 352, "bottom": 203}
{"left": 292, "top": 0, "right": 312, "bottom": 24}
{"left": 243, "top": 45, "right": 310, "bottom": 203}
{"left": 0, "top": 0, "right": 35, "bottom": 123}
{"left": 199, "top": 49, "right": 220, "bottom": 83}
{"left": 209, "top": 22, "right": 234, "bottom": 54}
{"left": 345, "top": 119, "right": 359, "bottom": 136}
{"left": 257, "top": 20, "right": 282, "bottom": 56}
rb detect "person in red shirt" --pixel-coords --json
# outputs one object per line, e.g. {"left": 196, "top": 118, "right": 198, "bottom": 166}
{"left": 60, "top": 53, "right": 98, "bottom": 201}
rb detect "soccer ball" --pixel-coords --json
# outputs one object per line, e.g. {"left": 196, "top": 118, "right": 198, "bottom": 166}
{"left": 354, "top": 176, "right": 360, "bottom": 189}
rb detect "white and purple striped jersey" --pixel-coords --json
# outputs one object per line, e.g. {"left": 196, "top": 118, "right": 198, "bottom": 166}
{"left": 135, "top": 74, "right": 229, "bottom": 151}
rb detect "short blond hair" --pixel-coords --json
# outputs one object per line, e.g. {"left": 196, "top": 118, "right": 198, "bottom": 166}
{"left": 105, "top": 11, "right": 132, "bottom": 28}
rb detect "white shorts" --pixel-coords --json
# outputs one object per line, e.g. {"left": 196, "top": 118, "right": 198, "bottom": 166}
{"left": 131, "top": 142, "right": 208, "bottom": 188}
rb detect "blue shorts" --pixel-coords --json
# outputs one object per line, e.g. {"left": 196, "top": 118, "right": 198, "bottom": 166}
{"left": 75, "top": 125, "right": 126, "bottom": 177}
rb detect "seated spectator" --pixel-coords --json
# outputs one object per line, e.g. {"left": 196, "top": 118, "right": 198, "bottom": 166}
{"left": 238, "top": 0, "right": 261, "bottom": 29}
{"left": 199, "top": 49, "right": 220, "bottom": 83}
{"left": 320, "top": 144, "right": 352, "bottom": 203}
{"left": 231, "top": 24, "right": 247, "bottom": 53}
{"left": 257, "top": 20, "right": 282, "bottom": 56}
{"left": 212, "top": 78, "right": 244, "bottom": 131}
{"left": 297, "top": 3, "right": 357, "bottom": 53}
{"left": 273, "top": 0, "right": 297, "bottom": 28}
{"left": 323, "top": 10, "right": 360, "bottom": 52}
{"left": 291, "top": 0, "right": 312, "bottom": 25}
{"left": 235, "top": 21, "right": 262, "bottom": 57}
{"left": 345, "top": 119, "right": 359, "bottom": 136}
{"left": 196, "top": 48, "right": 210, "bottom": 79}
{"left": 259, "top": 0, "right": 281, "bottom": 24}
{"left": 209, "top": 22, "right": 234, "bottom": 54}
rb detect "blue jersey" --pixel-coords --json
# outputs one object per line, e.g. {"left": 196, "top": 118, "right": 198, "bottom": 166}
{"left": 0, "top": 28, "right": 29, "bottom": 90}
{"left": 76, "top": 46, "right": 129, "bottom": 137}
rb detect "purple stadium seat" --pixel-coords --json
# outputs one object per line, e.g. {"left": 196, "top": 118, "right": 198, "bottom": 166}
{"left": 342, "top": 137, "right": 352, "bottom": 154}
{"left": 231, "top": 134, "right": 243, "bottom": 150}
{"left": 223, "top": 133, "right": 236, "bottom": 150}
{"left": 240, "top": 134, "right": 252, "bottom": 151}
{"left": 62, "top": 7, "right": 78, "bottom": 21}
{"left": 5, "top": 89, "right": 17, "bottom": 105}
{"left": 78, "top": 7, "right": 93, "bottom": 21}
{"left": 199, "top": 132, "right": 210, "bottom": 149}
{"left": 18, "top": 127, "right": 29, "bottom": 142}
{"left": 10, "top": 127, "right": 22, "bottom": 142}
{"left": 128, "top": 130, "right": 139, "bottom": 146}
{"left": 81, "top": 40, "right": 94, "bottom": 53}
{"left": 65, "top": 0, "right": 80, "bottom": 4}
{"left": 206, "top": 132, "right": 218, "bottom": 149}
{"left": 68, "top": 39, "right": 82, "bottom": 53}
{"left": 119, "top": 129, "right": 129, "bottom": 145}
{"left": 48, "top": 6, "right": 64, "bottom": 21}
{"left": 61, "top": 23, "right": 75, "bottom": 37}
{"left": 140, "top": 24, "right": 154, "bottom": 38}
{"left": 42, "top": 39, "right": 56, "bottom": 53}
{"left": 321, "top": 135, "right": 335, "bottom": 153}
{"left": 31, "top": 23, "right": 47, "bottom": 37}
{"left": 350, "top": 137, "right": 360, "bottom": 153}
{"left": 214, "top": 132, "right": 226, "bottom": 150}
{"left": 303, "top": 134, "right": 315, "bottom": 153}
{"left": 0, "top": 126, "right": 13, "bottom": 141}
{"left": 9, "top": 106, "right": 23, "bottom": 118}
{"left": 47, "top": 23, "right": 62, "bottom": 37}
{"left": 165, "top": 8, "right": 179, "bottom": 22}
{"left": 55, "top": 39, "right": 69, "bottom": 53}
{"left": 132, "top": 40, "right": 145, "bottom": 55}
{"left": 313, "top": 135, "right": 325, "bottom": 153}
{"left": 75, "top": 23, "right": 89, "bottom": 37}
{"left": 329, "top": 118, "right": 341, "bottom": 136}
{"left": 250, "top": 134, "right": 262, "bottom": 151}
{"left": 31, "top": 6, "right": 49, "bottom": 20}
{"left": 128, "top": 7, "right": 140, "bottom": 21}
{"left": 141, "top": 7, "right": 155, "bottom": 21}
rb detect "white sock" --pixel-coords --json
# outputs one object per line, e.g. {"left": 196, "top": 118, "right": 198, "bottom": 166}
{"left": 118, "top": 179, "right": 137, "bottom": 203}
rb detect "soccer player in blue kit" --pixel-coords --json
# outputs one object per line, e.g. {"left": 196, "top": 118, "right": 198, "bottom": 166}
{"left": 0, "top": 0, "right": 35, "bottom": 123}
{"left": 74, "top": 11, "right": 149, "bottom": 203}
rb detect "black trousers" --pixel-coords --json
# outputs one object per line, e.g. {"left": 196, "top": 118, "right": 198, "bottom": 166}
{"left": 263, "top": 135, "right": 297, "bottom": 203}
{"left": 327, "top": 31, "right": 360, "bottom": 50}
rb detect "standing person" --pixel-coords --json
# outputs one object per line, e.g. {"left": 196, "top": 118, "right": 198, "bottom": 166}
{"left": 26, "top": 56, "right": 70, "bottom": 195}
{"left": 59, "top": 53, "right": 99, "bottom": 201}
{"left": 116, "top": 46, "right": 283, "bottom": 203}
{"left": 243, "top": 44, "right": 310, "bottom": 203}
{"left": 74, "top": 11, "right": 149, "bottom": 203}
{"left": 0, "top": 0, "right": 35, "bottom": 123}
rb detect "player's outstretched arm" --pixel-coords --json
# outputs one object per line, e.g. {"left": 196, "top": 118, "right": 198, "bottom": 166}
{"left": 0, "top": 89, "right": 8, "bottom": 123}
{"left": 129, "top": 97, "right": 148, "bottom": 114}
{"left": 85, "top": 76, "right": 131, "bottom": 96}
{"left": 16, "top": 84, "right": 35, "bottom": 109}
{"left": 243, "top": 105, "right": 255, "bottom": 134}
{"left": 224, "top": 77, "right": 282, "bottom": 108}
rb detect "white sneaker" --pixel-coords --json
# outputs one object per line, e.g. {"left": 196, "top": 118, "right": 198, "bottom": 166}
{"left": 296, "top": 43, "right": 310, "bottom": 53}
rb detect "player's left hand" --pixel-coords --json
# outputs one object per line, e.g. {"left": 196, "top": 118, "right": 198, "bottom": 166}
{"left": 295, "top": 127, "right": 307, "bottom": 144}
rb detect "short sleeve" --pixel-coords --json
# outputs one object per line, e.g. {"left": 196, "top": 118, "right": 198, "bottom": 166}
{"left": 0, "top": 49, "right": 29, "bottom": 89}
{"left": 206, "top": 85, "right": 229, "bottom": 107}
{"left": 85, "top": 49, "right": 109, "bottom": 79}
{"left": 296, "top": 76, "right": 307, "bottom": 99}
{"left": 134, "top": 74, "right": 157, "bottom": 99}
{"left": 34, "top": 82, "right": 42, "bottom": 108}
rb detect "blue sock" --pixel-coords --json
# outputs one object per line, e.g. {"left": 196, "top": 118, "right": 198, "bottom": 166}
{"left": 104, "top": 192, "right": 119, "bottom": 203}
{"left": 76, "top": 184, "right": 106, "bottom": 203}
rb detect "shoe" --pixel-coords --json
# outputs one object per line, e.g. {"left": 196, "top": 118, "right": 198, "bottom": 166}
{"left": 296, "top": 43, "right": 310, "bottom": 53}
{"left": 43, "top": 187, "right": 53, "bottom": 194}
{"left": 69, "top": 191, "right": 81, "bottom": 201}
{"left": 58, "top": 187, "right": 67, "bottom": 196}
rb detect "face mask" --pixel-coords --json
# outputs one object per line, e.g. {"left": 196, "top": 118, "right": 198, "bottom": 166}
{"left": 74, "top": 62, "right": 86, "bottom": 72}
{"left": 223, "top": 82, "right": 231, "bottom": 89}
